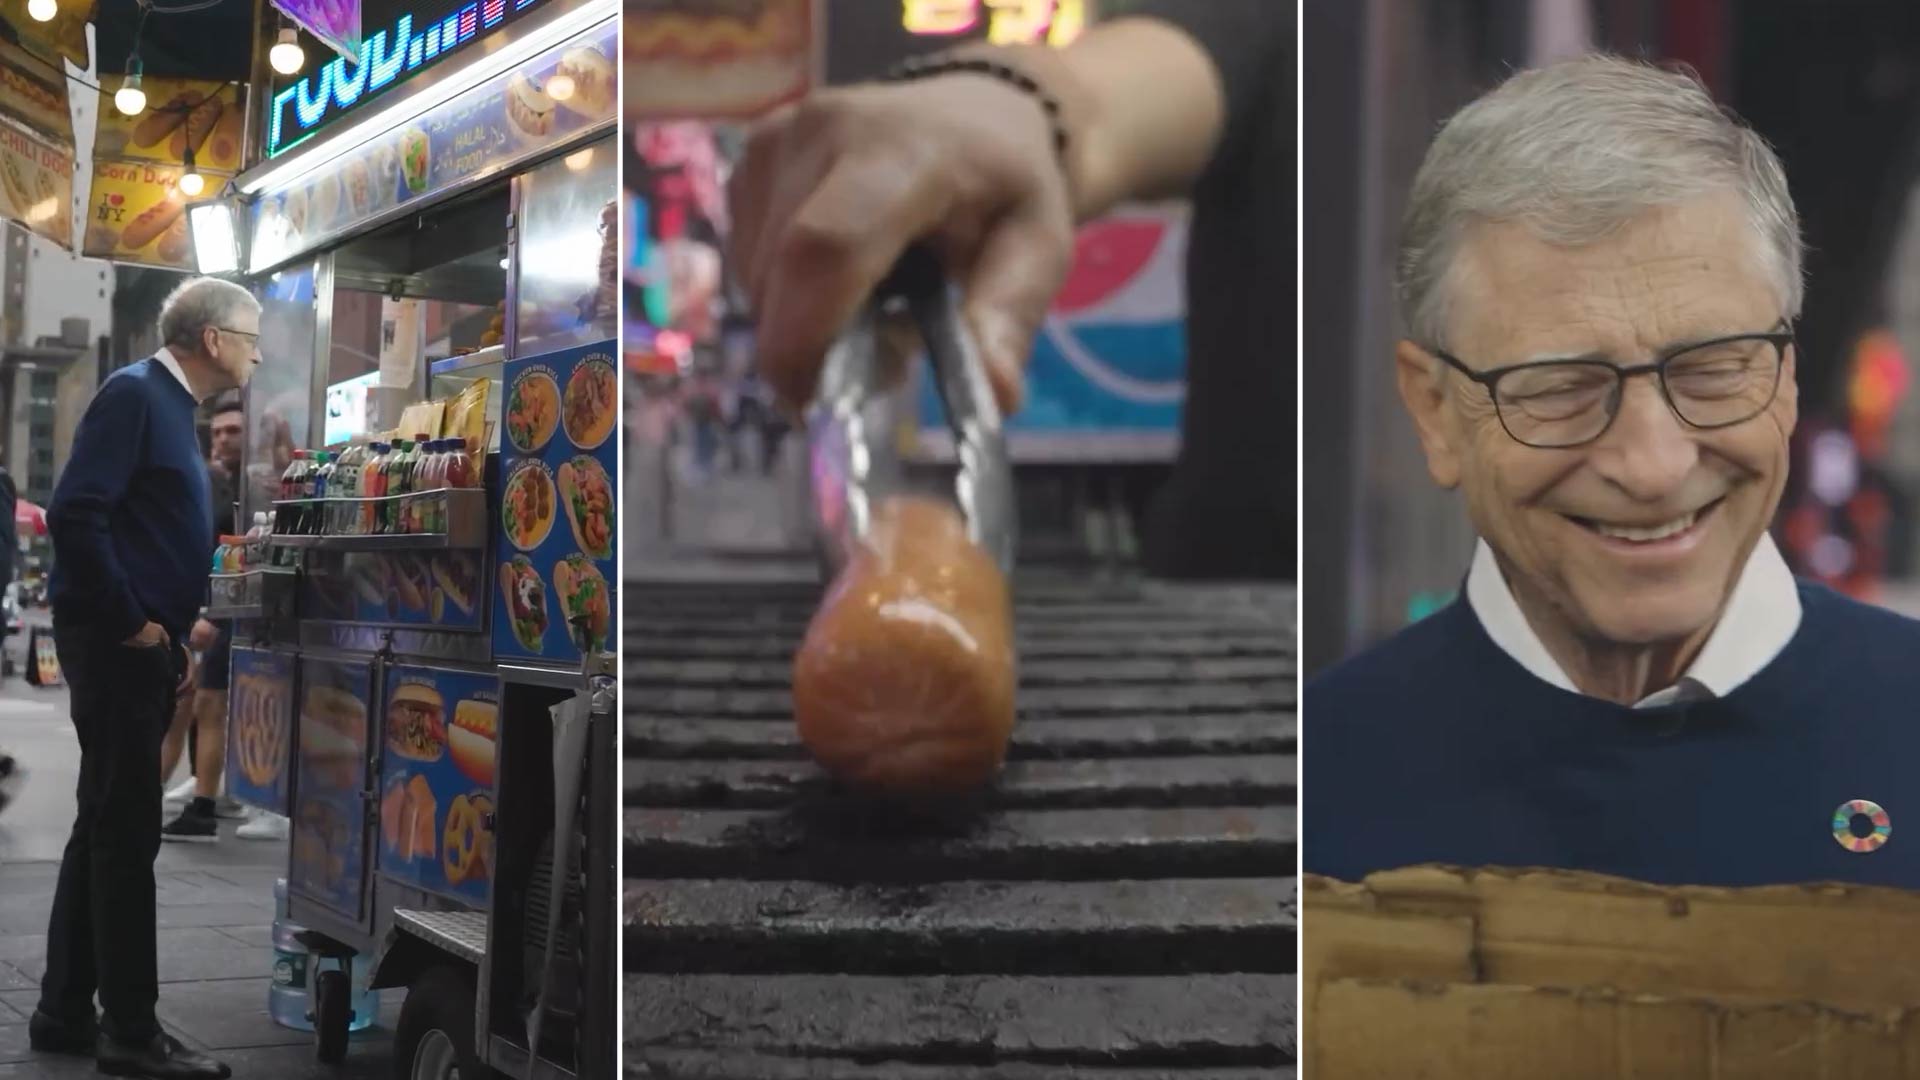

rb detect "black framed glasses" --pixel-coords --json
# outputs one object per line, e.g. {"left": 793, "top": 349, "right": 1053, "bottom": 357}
{"left": 1433, "top": 324, "right": 1793, "bottom": 449}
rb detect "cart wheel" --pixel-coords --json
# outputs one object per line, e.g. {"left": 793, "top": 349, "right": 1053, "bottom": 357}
{"left": 393, "top": 965, "right": 483, "bottom": 1080}
{"left": 314, "top": 968, "right": 351, "bottom": 1064}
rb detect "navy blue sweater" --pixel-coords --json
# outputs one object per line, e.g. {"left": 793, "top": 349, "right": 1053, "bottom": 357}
{"left": 50, "top": 358, "right": 211, "bottom": 643}
{"left": 1305, "top": 582, "right": 1920, "bottom": 889}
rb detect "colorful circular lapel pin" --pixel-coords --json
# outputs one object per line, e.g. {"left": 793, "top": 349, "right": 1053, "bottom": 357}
{"left": 1832, "top": 799, "right": 1891, "bottom": 853}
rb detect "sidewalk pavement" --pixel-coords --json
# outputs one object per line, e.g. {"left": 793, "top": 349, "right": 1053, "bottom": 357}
{"left": 0, "top": 682, "right": 400, "bottom": 1078}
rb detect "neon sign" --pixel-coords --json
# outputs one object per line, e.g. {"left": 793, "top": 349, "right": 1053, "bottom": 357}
{"left": 265, "top": 0, "right": 550, "bottom": 158}
{"left": 902, "top": 0, "right": 1084, "bottom": 46}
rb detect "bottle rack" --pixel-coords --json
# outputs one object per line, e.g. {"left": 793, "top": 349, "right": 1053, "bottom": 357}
{"left": 269, "top": 488, "right": 490, "bottom": 551}
{"left": 206, "top": 567, "right": 300, "bottom": 621}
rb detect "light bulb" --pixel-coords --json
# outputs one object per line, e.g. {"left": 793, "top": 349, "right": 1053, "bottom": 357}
{"left": 113, "top": 76, "right": 146, "bottom": 117}
{"left": 178, "top": 171, "right": 205, "bottom": 197}
{"left": 564, "top": 147, "right": 593, "bottom": 172}
{"left": 26, "top": 0, "right": 55, "bottom": 23}
{"left": 545, "top": 73, "right": 575, "bottom": 101}
{"left": 269, "top": 28, "right": 305, "bottom": 75}
{"left": 498, "top": 256, "right": 510, "bottom": 270}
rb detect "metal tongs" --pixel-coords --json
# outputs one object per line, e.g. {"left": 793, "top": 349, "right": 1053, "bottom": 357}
{"left": 806, "top": 248, "right": 1015, "bottom": 577}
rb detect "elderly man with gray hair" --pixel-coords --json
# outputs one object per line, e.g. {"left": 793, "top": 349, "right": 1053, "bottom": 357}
{"left": 1305, "top": 55, "right": 1920, "bottom": 889}
{"left": 29, "top": 276, "right": 257, "bottom": 1078}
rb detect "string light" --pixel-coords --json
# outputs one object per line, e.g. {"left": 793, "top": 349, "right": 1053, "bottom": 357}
{"left": 269, "top": 25, "right": 304, "bottom": 75}
{"left": 26, "top": 0, "right": 55, "bottom": 23}
{"left": 114, "top": 57, "right": 146, "bottom": 116}
{"left": 178, "top": 146, "right": 204, "bottom": 196}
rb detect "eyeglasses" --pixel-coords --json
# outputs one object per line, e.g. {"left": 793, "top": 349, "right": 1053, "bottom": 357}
{"left": 1432, "top": 324, "right": 1793, "bottom": 449}
{"left": 211, "top": 326, "right": 259, "bottom": 344}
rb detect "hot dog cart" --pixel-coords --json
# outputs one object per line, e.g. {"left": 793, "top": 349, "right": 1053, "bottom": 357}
{"left": 198, "top": 0, "right": 617, "bottom": 1075}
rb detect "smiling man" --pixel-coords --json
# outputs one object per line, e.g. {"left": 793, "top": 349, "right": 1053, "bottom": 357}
{"left": 1304, "top": 55, "right": 1920, "bottom": 889}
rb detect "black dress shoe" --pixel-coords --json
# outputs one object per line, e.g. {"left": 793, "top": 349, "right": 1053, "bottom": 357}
{"left": 27, "top": 1008, "right": 97, "bottom": 1055}
{"left": 95, "top": 1032, "right": 231, "bottom": 1079}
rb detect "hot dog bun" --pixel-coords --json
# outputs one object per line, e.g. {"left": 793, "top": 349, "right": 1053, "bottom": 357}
{"left": 156, "top": 216, "right": 190, "bottom": 264}
{"left": 791, "top": 496, "right": 1016, "bottom": 795}
{"left": 121, "top": 192, "right": 184, "bottom": 251}
{"left": 449, "top": 699, "right": 497, "bottom": 788}
{"left": 130, "top": 92, "right": 196, "bottom": 148}
{"left": 206, "top": 100, "right": 244, "bottom": 166}
{"left": 170, "top": 95, "right": 223, "bottom": 160}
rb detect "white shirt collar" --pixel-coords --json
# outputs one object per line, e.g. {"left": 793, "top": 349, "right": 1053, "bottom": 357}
{"left": 1465, "top": 533, "right": 1802, "bottom": 708}
{"left": 152, "top": 346, "right": 197, "bottom": 399}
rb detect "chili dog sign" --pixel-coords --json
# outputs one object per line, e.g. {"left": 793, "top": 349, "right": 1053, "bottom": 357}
{"left": 0, "top": 123, "right": 73, "bottom": 250}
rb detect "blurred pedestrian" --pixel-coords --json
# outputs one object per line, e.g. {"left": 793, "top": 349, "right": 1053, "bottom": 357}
{"left": 0, "top": 460, "right": 21, "bottom": 814}
{"left": 161, "top": 398, "right": 248, "bottom": 841}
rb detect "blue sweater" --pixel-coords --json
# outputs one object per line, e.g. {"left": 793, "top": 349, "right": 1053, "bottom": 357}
{"left": 1304, "top": 582, "right": 1920, "bottom": 889}
{"left": 50, "top": 358, "right": 211, "bottom": 643}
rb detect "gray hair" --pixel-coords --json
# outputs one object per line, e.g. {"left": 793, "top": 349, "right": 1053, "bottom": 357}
{"left": 158, "top": 277, "right": 260, "bottom": 351}
{"left": 1397, "top": 54, "right": 1802, "bottom": 348}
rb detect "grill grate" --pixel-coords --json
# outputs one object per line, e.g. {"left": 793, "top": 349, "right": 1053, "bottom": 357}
{"left": 624, "top": 577, "right": 1297, "bottom": 1077}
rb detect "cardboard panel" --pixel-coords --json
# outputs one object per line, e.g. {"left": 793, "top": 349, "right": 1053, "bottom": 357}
{"left": 1312, "top": 979, "right": 1920, "bottom": 1080}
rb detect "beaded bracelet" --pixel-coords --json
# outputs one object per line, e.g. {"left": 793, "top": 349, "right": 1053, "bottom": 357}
{"left": 884, "top": 53, "right": 1071, "bottom": 161}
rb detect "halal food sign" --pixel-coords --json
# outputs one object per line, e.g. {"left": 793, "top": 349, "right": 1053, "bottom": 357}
{"left": 266, "top": 0, "right": 559, "bottom": 158}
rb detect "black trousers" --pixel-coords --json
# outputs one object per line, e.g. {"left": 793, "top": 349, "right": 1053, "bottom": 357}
{"left": 39, "top": 620, "right": 179, "bottom": 1042}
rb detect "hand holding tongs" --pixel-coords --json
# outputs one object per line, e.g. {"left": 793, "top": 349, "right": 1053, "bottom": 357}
{"left": 806, "top": 247, "right": 1016, "bottom": 577}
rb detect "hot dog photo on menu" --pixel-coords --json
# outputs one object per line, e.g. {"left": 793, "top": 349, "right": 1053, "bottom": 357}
{"left": 492, "top": 342, "right": 617, "bottom": 662}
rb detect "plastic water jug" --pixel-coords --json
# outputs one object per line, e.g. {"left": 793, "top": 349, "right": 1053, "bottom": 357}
{"left": 268, "top": 878, "right": 380, "bottom": 1033}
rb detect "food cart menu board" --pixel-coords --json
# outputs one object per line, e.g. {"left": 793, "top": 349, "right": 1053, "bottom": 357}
{"left": 302, "top": 551, "right": 486, "bottom": 630}
{"left": 227, "top": 647, "right": 295, "bottom": 815}
{"left": 377, "top": 665, "right": 498, "bottom": 906}
{"left": 493, "top": 339, "right": 616, "bottom": 665}
{"left": 292, "top": 657, "right": 373, "bottom": 919}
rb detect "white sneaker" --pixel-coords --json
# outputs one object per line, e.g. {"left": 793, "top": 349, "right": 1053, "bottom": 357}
{"left": 236, "top": 811, "right": 289, "bottom": 840}
{"left": 163, "top": 776, "right": 197, "bottom": 806}
{"left": 214, "top": 796, "right": 248, "bottom": 820}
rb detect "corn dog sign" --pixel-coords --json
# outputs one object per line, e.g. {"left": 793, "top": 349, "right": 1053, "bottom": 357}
{"left": 82, "top": 161, "right": 194, "bottom": 269}
{"left": 0, "top": 124, "right": 73, "bottom": 249}
{"left": 95, "top": 78, "right": 247, "bottom": 175}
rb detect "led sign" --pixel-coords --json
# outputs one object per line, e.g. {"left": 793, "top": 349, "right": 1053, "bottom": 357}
{"left": 266, "top": 0, "right": 561, "bottom": 158}
{"left": 902, "top": 0, "right": 1084, "bottom": 46}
